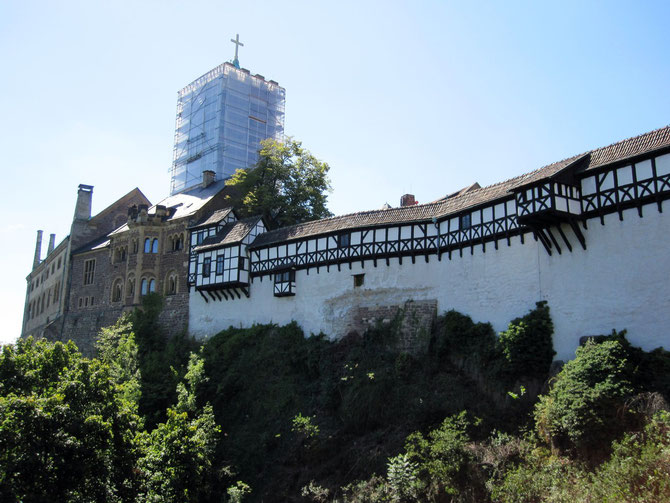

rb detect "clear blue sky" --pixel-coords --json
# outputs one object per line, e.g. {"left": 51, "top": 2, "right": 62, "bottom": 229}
{"left": 1, "top": 0, "right": 668, "bottom": 344}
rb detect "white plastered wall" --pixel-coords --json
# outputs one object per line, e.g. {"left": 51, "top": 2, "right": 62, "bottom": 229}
{"left": 189, "top": 206, "right": 670, "bottom": 362}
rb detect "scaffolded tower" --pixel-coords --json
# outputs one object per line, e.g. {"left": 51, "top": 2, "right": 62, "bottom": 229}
{"left": 169, "top": 59, "right": 285, "bottom": 195}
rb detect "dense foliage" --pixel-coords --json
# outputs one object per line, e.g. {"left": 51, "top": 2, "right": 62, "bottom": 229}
{"left": 2, "top": 299, "right": 670, "bottom": 502}
{"left": 224, "top": 138, "right": 333, "bottom": 228}
{"left": 534, "top": 338, "right": 637, "bottom": 457}
{"left": 0, "top": 337, "right": 141, "bottom": 502}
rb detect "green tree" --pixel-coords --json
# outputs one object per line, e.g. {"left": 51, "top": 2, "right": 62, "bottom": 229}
{"left": 96, "top": 314, "right": 141, "bottom": 409}
{"left": 138, "top": 352, "right": 221, "bottom": 502}
{"left": 225, "top": 138, "right": 332, "bottom": 227}
{"left": 131, "top": 293, "right": 199, "bottom": 428}
{"left": 0, "top": 337, "right": 142, "bottom": 502}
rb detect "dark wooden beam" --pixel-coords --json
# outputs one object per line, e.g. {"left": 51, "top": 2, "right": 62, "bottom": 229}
{"left": 545, "top": 228, "right": 562, "bottom": 255}
{"left": 556, "top": 226, "right": 573, "bottom": 252}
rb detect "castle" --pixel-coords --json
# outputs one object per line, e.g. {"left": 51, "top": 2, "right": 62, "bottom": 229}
{"left": 23, "top": 126, "right": 670, "bottom": 360}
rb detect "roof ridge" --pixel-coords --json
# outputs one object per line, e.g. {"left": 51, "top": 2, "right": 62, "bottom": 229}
{"left": 589, "top": 124, "right": 670, "bottom": 156}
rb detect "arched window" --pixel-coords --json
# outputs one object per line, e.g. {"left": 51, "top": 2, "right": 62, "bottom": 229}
{"left": 112, "top": 278, "right": 123, "bottom": 302}
{"left": 172, "top": 234, "right": 183, "bottom": 251}
{"left": 166, "top": 273, "right": 177, "bottom": 295}
{"left": 132, "top": 239, "right": 139, "bottom": 254}
{"left": 152, "top": 238, "right": 159, "bottom": 254}
{"left": 149, "top": 279, "right": 156, "bottom": 293}
{"left": 127, "top": 276, "right": 135, "bottom": 298}
{"left": 144, "top": 238, "right": 151, "bottom": 253}
{"left": 141, "top": 278, "right": 148, "bottom": 296}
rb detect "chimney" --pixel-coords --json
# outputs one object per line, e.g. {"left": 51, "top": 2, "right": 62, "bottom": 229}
{"left": 47, "top": 233, "right": 56, "bottom": 256}
{"left": 400, "top": 194, "right": 417, "bottom": 207}
{"left": 33, "top": 230, "right": 43, "bottom": 269}
{"left": 137, "top": 204, "right": 149, "bottom": 223}
{"left": 128, "top": 205, "right": 138, "bottom": 221}
{"left": 74, "top": 184, "right": 94, "bottom": 221}
{"left": 202, "top": 170, "right": 215, "bottom": 188}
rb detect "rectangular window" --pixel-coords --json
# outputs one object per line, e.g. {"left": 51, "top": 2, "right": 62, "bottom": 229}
{"left": 460, "top": 214, "right": 471, "bottom": 230}
{"left": 202, "top": 257, "right": 211, "bottom": 278}
{"left": 353, "top": 273, "right": 365, "bottom": 288}
{"left": 83, "top": 259, "right": 96, "bottom": 285}
{"left": 216, "top": 254, "right": 224, "bottom": 275}
{"left": 338, "top": 233, "right": 351, "bottom": 247}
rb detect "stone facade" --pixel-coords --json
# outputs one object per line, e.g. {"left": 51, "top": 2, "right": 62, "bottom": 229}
{"left": 25, "top": 177, "right": 235, "bottom": 355}
{"left": 23, "top": 185, "right": 150, "bottom": 347}
{"left": 346, "top": 299, "right": 438, "bottom": 354}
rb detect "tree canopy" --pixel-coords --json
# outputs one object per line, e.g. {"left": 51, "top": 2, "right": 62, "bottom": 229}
{"left": 225, "top": 138, "right": 332, "bottom": 228}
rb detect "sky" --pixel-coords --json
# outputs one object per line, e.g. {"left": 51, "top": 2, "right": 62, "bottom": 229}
{"left": 1, "top": 0, "right": 668, "bottom": 345}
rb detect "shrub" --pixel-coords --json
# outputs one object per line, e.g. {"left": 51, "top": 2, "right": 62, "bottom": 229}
{"left": 534, "top": 339, "right": 636, "bottom": 456}
{"left": 498, "top": 301, "right": 555, "bottom": 382}
{"left": 404, "top": 411, "right": 473, "bottom": 499}
{"left": 582, "top": 411, "right": 670, "bottom": 501}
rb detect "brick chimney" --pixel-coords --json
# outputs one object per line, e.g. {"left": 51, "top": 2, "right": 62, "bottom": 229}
{"left": 202, "top": 170, "right": 215, "bottom": 188}
{"left": 33, "top": 230, "right": 43, "bottom": 269}
{"left": 47, "top": 233, "right": 56, "bottom": 256}
{"left": 74, "top": 184, "right": 94, "bottom": 221}
{"left": 400, "top": 194, "right": 417, "bottom": 207}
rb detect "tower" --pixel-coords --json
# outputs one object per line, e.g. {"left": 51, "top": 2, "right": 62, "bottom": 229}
{"left": 169, "top": 35, "right": 286, "bottom": 195}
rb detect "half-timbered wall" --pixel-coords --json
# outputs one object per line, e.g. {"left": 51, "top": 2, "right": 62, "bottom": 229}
{"left": 250, "top": 199, "right": 521, "bottom": 277}
{"left": 188, "top": 212, "right": 237, "bottom": 287}
{"left": 191, "top": 204, "right": 670, "bottom": 361}
{"left": 190, "top": 150, "right": 670, "bottom": 362}
{"left": 196, "top": 245, "right": 243, "bottom": 286}
{"left": 580, "top": 152, "right": 670, "bottom": 220}
{"left": 192, "top": 219, "right": 266, "bottom": 290}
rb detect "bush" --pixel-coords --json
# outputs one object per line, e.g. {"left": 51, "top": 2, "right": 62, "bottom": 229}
{"left": 404, "top": 411, "right": 474, "bottom": 499}
{"left": 534, "top": 339, "right": 636, "bottom": 457}
{"left": 498, "top": 301, "right": 555, "bottom": 382}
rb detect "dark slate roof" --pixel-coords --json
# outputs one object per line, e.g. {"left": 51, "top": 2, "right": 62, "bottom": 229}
{"left": 250, "top": 125, "right": 670, "bottom": 248}
{"left": 194, "top": 216, "right": 263, "bottom": 252}
{"left": 189, "top": 207, "right": 234, "bottom": 230}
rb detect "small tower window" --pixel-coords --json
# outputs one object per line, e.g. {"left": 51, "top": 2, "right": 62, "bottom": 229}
{"left": 166, "top": 274, "right": 177, "bottom": 295}
{"left": 144, "top": 238, "right": 151, "bottom": 253}
{"left": 152, "top": 239, "right": 159, "bottom": 254}
{"left": 112, "top": 279, "right": 123, "bottom": 302}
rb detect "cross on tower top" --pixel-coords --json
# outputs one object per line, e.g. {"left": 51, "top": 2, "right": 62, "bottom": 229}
{"left": 230, "top": 34, "right": 244, "bottom": 69}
